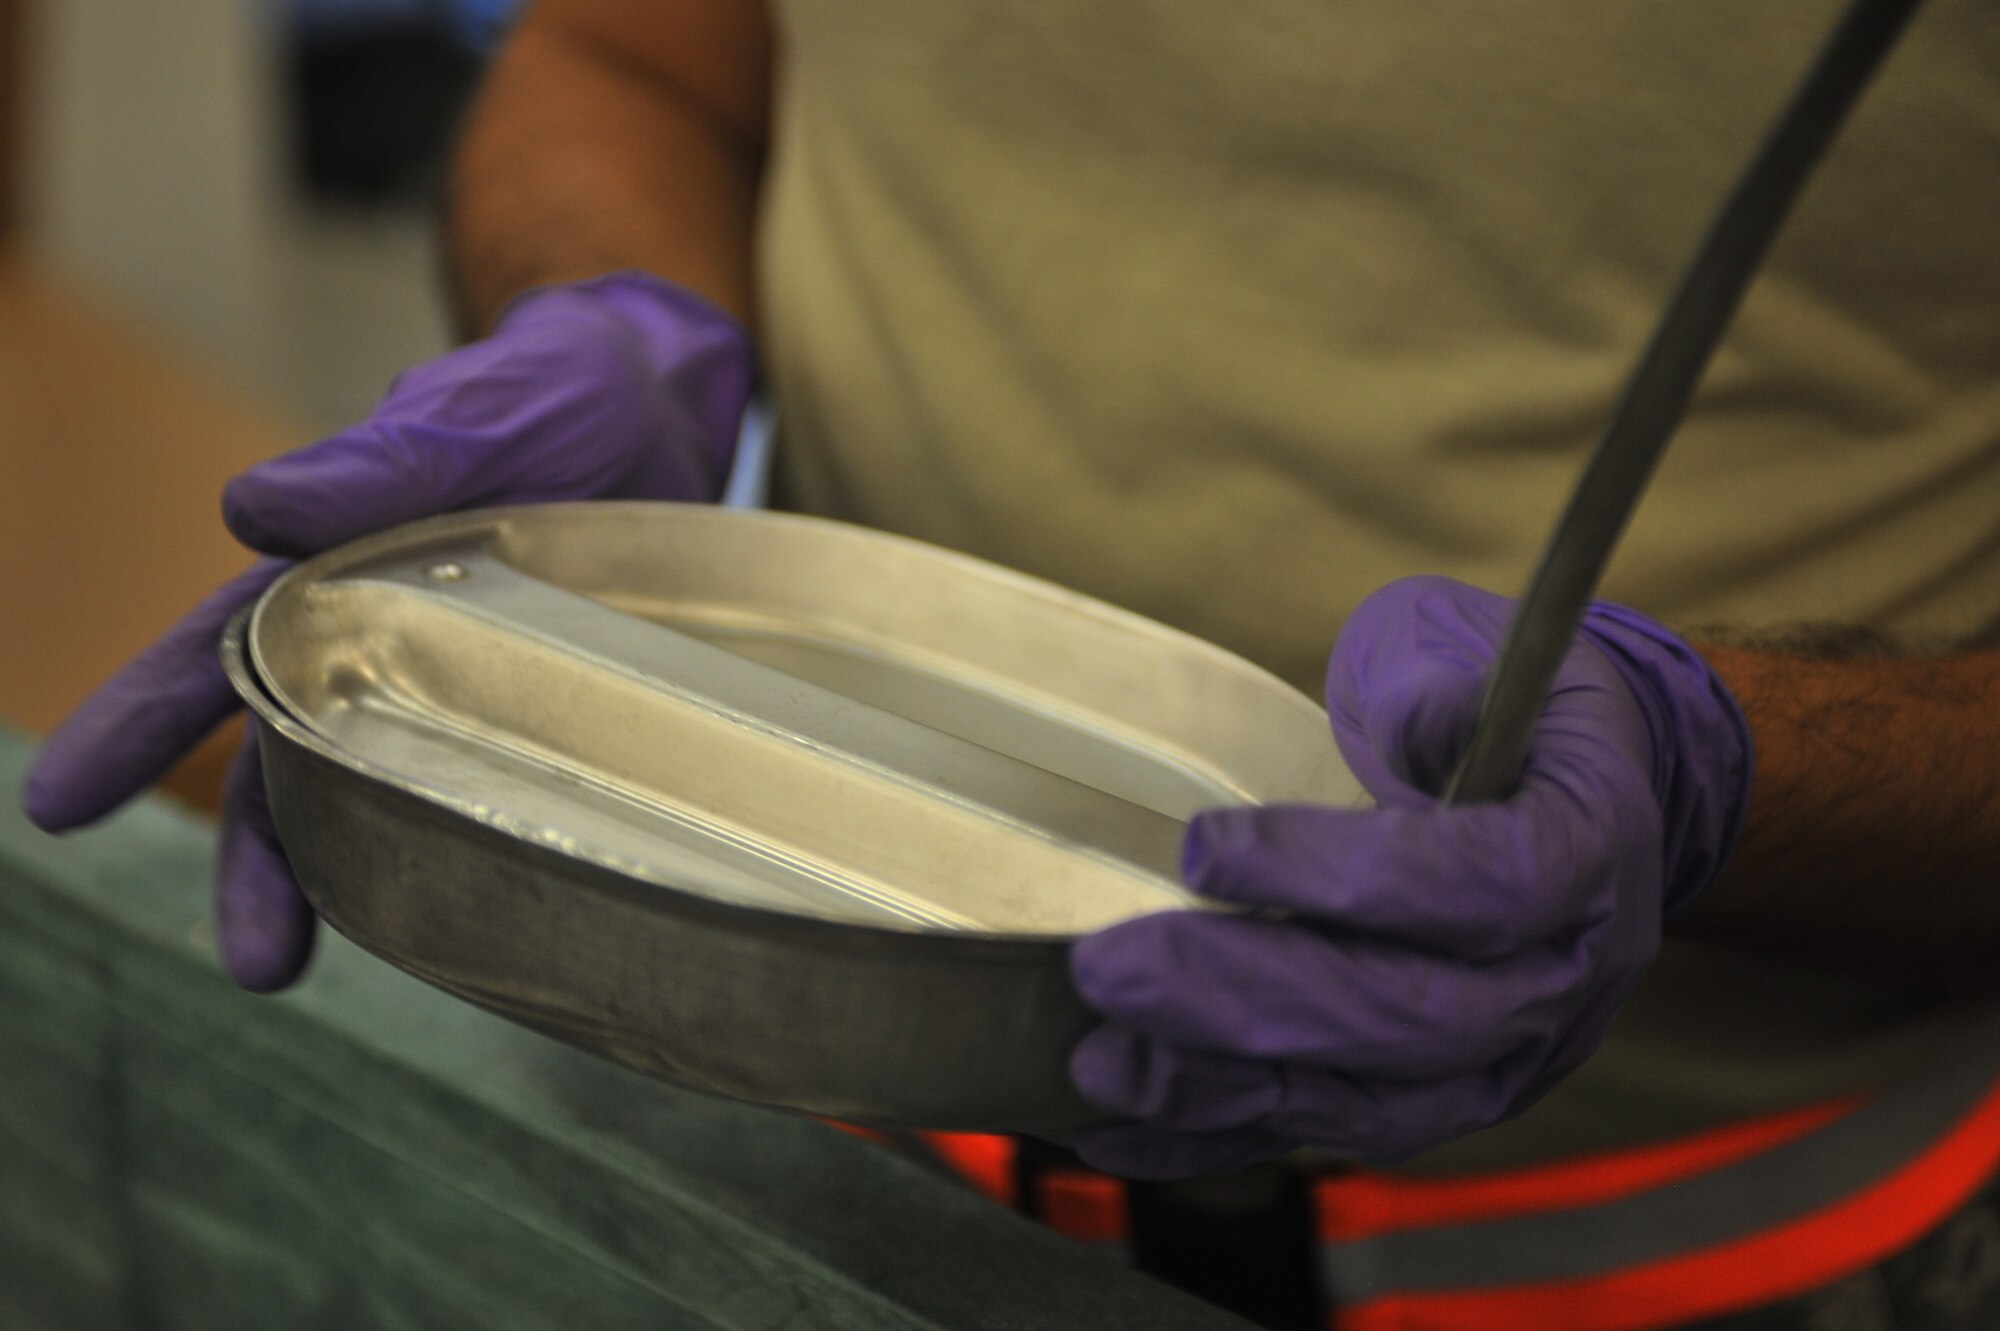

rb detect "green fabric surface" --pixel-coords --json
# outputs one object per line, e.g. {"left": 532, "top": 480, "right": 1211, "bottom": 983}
{"left": 0, "top": 729, "right": 1246, "bottom": 1330}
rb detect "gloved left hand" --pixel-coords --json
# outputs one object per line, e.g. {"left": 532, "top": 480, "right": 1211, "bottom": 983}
{"left": 20, "top": 271, "right": 753, "bottom": 991}
{"left": 1068, "top": 576, "right": 1753, "bottom": 1180}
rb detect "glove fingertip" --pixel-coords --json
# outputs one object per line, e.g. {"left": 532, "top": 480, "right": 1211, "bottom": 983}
{"left": 223, "top": 427, "right": 418, "bottom": 557}
{"left": 19, "top": 731, "right": 98, "bottom": 829}
{"left": 216, "top": 743, "right": 315, "bottom": 993}
{"left": 223, "top": 469, "right": 359, "bottom": 559}
{"left": 1180, "top": 806, "right": 1264, "bottom": 898}
{"left": 215, "top": 844, "right": 315, "bottom": 993}
{"left": 1068, "top": 917, "right": 1158, "bottom": 1010}
{"left": 219, "top": 471, "right": 284, "bottom": 553}
{"left": 23, "top": 714, "right": 160, "bottom": 832}
{"left": 1068, "top": 1024, "right": 1143, "bottom": 1115}
{"left": 1182, "top": 805, "right": 1366, "bottom": 913}
{"left": 18, "top": 766, "right": 85, "bottom": 832}
{"left": 223, "top": 937, "right": 314, "bottom": 994}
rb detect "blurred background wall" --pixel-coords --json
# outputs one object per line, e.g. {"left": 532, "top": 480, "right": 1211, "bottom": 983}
{"left": 23, "top": 0, "right": 517, "bottom": 431}
{"left": 2, "top": 0, "right": 515, "bottom": 806}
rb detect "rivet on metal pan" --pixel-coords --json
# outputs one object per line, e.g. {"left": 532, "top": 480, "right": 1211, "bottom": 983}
{"left": 425, "top": 561, "right": 469, "bottom": 582}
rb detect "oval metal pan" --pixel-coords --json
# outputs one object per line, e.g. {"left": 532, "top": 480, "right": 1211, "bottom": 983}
{"left": 225, "top": 608, "right": 1098, "bottom": 1129}
{"left": 246, "top": 503, "right": 1358, "bottom": 936}
{"left": 223, "top": 503, "right": 1360, "bottom": 1129}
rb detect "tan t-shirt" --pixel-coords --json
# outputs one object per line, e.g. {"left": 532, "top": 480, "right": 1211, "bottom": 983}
{"left": 757, "top": 0, "right": 2000, "bottom": 1169}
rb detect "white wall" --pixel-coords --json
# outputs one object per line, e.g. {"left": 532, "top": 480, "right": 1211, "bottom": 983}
{"left": 20, "top": 0, "right": 452, "bottom": 434}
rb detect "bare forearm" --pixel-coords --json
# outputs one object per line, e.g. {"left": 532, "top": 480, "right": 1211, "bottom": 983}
{"left": 445, "top": 0, "right": 771, "bottom": 334}
{"left": 1676, "top": 634, "right": 2000, "bottom": 993}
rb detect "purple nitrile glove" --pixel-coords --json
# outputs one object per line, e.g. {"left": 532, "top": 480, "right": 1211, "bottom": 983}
{"left": 22, "top": 271, "right": 753, "bottom": 991}
{"left": 1067, "top": 575, "right": 1753, "bottom": 1180}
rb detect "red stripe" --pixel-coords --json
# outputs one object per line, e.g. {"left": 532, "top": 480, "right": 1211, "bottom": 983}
{"left": 1317, "top": 1095, "right": 1862, "bottom": 1242}
{"left": 819, "top": 1119, "right": 890, "bottom": 1144}
{"left": 1037, "top": 1169, "right": 1130, "bottom": 1244}
{"left": 1336, "top": 1073, "right": 2000, "bottom": 1331}
{"left": 918, "top": 1131, "right": 1019, "bottom": 1208}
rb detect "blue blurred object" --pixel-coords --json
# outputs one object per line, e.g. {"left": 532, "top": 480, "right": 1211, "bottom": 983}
{"left": 721, "top": 399, "right": 778, "bottom": 510}
{"left": 289, "top": 0, "right": 521, "bottom": 53}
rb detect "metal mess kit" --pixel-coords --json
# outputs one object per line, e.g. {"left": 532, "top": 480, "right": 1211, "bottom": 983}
{"left": 223, "top": 502, "right": 1361, "bottom": 1130}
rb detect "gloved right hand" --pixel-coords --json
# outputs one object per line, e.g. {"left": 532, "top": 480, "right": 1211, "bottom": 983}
{"left": 20, "top": 271, "right": 755, "bottom": 992}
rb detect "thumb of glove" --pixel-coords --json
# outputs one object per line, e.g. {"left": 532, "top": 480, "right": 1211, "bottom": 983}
{"left": 1326, "top": 578, "right": 1524, "bottom": 804}
{"left": 215, "top": 721, "right": 315, "bottom": 991}
{"left": 1339, "top": 657, "right": 1489, "bottom": 802}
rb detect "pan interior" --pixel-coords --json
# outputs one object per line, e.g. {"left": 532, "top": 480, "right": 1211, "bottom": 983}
{"left": 250, "top": 506, "right": 1361, "bottom": 934}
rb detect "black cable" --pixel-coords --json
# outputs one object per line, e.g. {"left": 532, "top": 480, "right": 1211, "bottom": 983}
{"left": 1445, "top": 0, "right": 1925, "bottom": 803}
